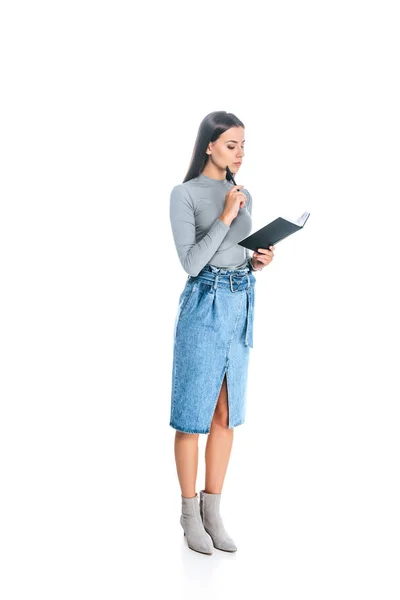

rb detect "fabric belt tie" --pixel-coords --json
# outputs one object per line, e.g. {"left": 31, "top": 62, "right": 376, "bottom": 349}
{"left": 229, "top": 273, "right": 254, "bottom": 348}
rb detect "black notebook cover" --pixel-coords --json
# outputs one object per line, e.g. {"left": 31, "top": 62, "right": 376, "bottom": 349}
{"left": 238, "top": 212, "right": 310, "bottom": 251}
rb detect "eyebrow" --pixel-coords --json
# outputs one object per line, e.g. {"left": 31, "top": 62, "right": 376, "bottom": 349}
{"left": 225, "top": 139, "right": 245, "bottom": 143}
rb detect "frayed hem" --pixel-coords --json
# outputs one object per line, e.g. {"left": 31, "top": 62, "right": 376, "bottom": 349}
{"left": 170, "top": 420, "right": 245, "bottom": 434}
{"left": 229, "top": 420, "right": 244, "bottom": 429}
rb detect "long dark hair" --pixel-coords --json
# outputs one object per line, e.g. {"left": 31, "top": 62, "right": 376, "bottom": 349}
{"left": 182, "top": 111, "right": 245, "bottom": 183}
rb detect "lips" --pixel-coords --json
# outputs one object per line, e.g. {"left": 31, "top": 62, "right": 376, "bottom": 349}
{"left": 234, "top": 162, "right": 242, "bottom": 165}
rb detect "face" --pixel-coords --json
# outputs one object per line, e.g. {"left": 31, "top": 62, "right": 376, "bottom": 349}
{"left": 206, "top": 126, "right": 245, "bottom": 173}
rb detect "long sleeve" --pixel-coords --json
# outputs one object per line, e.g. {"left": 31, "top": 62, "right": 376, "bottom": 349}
{"left": 244, "top": 191, "right": 256, "bottom": 271}
{"left": 170, "top": 184, "right": 231, "bottom": 277}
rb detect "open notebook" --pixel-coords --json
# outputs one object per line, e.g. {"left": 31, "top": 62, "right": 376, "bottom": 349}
{"left": 238, "top": 211, "right": 310, "bottom": 251}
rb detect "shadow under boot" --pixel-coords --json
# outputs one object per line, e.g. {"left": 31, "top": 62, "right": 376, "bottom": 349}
{"left": 180, "top": 493, "right": 214, "bottom": 555}
{"left": 199, "top": 489, "right": 237, "bottom": 552}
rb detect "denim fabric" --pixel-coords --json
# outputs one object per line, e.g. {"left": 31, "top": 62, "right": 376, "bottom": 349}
{"left": 170, "top": 264, "right": 256, "bottom": 434}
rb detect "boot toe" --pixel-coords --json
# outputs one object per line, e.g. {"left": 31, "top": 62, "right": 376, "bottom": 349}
{"left": 185, "top": 533, "right": 214, "bottom": 554}
{"left": 215, "top": 538, "right": 237, "bottom": 552}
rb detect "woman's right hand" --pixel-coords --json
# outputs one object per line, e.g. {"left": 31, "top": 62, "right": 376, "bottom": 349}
{"left": 220, "top": 185, "right": 247, "bottom": 224}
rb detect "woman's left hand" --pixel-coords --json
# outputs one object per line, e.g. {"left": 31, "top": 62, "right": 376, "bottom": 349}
{"left": 252, "top": 245, "right": 275, "bottom": 270}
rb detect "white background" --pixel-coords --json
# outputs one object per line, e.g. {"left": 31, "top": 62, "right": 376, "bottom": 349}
{"left": 1, "top": 1, "right": 399, "bottom": 598}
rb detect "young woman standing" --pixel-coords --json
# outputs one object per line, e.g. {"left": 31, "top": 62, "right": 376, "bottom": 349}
{"left": 169, "top": 111, "right": 275, "bottom": 554}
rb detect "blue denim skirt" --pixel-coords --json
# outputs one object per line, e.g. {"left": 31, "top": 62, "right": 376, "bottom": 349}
{"left": 170, "top": 264, "right": 256, "bottom": 434}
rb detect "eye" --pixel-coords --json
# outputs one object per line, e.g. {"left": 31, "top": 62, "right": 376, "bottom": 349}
{"left": 228, "top": 146, "right": 244, "bottom": 150}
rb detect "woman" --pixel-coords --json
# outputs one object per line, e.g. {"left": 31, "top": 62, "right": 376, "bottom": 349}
{"left": 169, "top": 111, "right": 275, "bottom": 554}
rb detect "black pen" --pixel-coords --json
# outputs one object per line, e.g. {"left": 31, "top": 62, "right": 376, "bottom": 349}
{"left": 226, "top": 166, "right": 237, "bottom": 186}
{"left": 226, "top": 165, "right": 247, "bottom": 211}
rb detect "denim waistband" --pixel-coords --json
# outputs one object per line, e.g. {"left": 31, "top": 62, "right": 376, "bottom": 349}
{"left": 189, "top": 264, "right": 252, "bottom": 290}
{"left": 206, "top": 263, "right": 250, "bottom": 275}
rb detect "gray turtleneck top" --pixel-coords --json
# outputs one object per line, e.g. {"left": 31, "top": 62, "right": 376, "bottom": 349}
{"left": 170, "top": 172, "right": 254, "bottom": 277}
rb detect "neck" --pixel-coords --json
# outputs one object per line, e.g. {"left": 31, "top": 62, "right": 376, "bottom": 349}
{"left": 201, "top": 164, "right": 226, "bottom": 181}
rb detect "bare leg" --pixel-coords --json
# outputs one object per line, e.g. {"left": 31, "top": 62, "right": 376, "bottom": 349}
{"left": 174, "top": 431, "right": 199, "bottom": 498}
{"left": 204, "top": 374, "right": 233, "bottom": 493}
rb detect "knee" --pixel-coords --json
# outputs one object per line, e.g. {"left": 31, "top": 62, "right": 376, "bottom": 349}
{"left": 211, "top": 407, "right": 229, "bottom": 429}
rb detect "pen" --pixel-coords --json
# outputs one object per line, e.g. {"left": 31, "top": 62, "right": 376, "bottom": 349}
{"left": 226, "top": 165, "right": 247, "bottom": 209}
{"left": 226, "top": 166, "right": 237, "bottom": 186}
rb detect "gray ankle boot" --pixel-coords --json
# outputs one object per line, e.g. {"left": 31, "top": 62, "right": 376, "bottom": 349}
{"left": 180, "top": 493, "right": 214, "bottom": 555}
{"left": 199, "top": 489, "right": 237, "bottom": 552}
